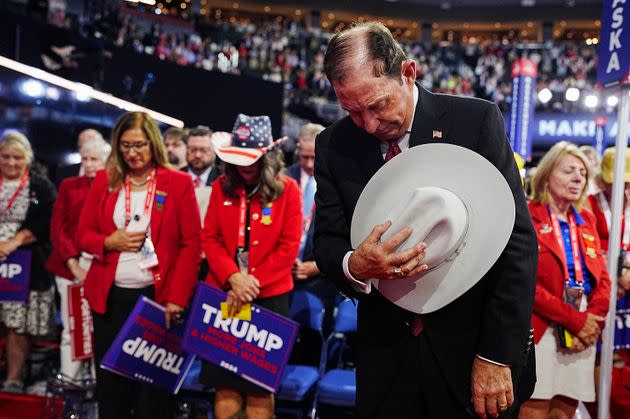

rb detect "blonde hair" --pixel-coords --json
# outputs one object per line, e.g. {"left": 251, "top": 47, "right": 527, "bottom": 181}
{"left": 299, "top": 123, "right": 325, "bottom": 143}
{"left": 529, "top": 141, "right": 590, "bottom": 210}
{"left": 106, "top": 112, "right": 170, "bottom": 189}
{"left": 0, "top": 131, "right": 33, "bottom": 166}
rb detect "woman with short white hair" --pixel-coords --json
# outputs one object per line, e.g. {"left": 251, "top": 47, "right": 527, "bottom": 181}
{"left": 0, "top": 131, "right": 56, "bottom": 393}
{"left": 45, "top": 137, "right": 111, "bottom": 383}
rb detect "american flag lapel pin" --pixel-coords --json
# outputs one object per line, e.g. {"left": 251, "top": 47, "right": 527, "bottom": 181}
{"left": 432, "top": 130, "right": 442, "bottom": 139}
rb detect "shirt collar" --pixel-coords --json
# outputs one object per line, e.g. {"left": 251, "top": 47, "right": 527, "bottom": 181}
{"left": 188, "top": 166, "right": 212, "bottom": 184}
{"left": 571, "top": 207, "right": 585, "bottom": 225}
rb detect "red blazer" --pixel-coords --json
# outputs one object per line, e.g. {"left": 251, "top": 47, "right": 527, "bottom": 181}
{"left": 529, "top": 201, "right": 611, "bottom": 343}
{"left": 45, "top": 176, "right": 92, "bottom": 280}
{"left": 77, "top": 167, "right": 202, "bottom": 314}
{"left": 202, "top": 175, "right": 302, "bottom": 298}
{"left": 586, "top": 193, "right": 628, "bottom": 253}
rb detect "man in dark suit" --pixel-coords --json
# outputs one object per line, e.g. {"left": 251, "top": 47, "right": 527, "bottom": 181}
{"left": 313, "top": 22, "right": 537, "bottom": 419}
{"left": 286, "top": 123, "right": 338, "bottom": 334}
{"left": 181, "top": 126, "right": 220, "bottom": 281}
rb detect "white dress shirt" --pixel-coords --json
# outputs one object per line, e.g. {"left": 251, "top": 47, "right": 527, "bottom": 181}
{"left": 188, "top": 166, "right": 214, "bottom": 186}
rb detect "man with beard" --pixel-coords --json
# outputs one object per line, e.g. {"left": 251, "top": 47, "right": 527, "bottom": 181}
{"left": 183, "top": 125, "right": 220, "bottom": 281}
{"left": 163, "top": 127, "right": 188, "bottom": 169}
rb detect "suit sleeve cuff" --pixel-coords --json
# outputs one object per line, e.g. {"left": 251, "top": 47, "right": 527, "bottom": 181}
{"left": 343, "top": 251, "right": 371, "bottom": 294}
{"left": 476, "top": 354, "right": 510, "bottom": 367}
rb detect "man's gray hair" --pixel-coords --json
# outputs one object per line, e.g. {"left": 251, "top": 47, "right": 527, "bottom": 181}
{"left": 324, "top": 21, "right": 407, "bottom": 83}
{"left": 299, "top": 123, "right": 325, "bottom": 143}
{"left": 80, "top": 137, "right": 112, "bottom": 163}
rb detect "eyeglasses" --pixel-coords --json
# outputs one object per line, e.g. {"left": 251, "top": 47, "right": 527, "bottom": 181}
{"left": 120, "top": 141, "right": 150, "bottom": 152}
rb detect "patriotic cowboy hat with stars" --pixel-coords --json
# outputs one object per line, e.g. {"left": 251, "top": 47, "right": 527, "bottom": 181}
{"left": 212, "top": 114, "right": 287, "bottom": 167}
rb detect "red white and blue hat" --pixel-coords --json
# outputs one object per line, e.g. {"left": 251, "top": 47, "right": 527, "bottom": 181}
{"left": 212, "top": 114, "right": 286, "bottom": 167}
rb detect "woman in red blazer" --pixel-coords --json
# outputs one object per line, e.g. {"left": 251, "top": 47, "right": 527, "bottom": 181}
{"left": 201, "top": 114, "right": 302, "bottom": 419}
{"left": 45, "top": 137, "right": 110, "bottom": 383}
{"left": 521, "top": 141, "right": 611, "bottom": 419}
{"left": 77, "top": 112, "right": 201, "bottom": 419}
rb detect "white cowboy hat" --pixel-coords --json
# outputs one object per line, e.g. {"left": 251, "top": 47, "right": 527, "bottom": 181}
{"left": 350, "top": 143, "right": 515, "bottom": 314}
{"left": 212, "top": 114, "right": 286, "bottom": 167}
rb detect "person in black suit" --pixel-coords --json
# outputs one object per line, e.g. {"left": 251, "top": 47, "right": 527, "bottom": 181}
{"left": 181, "top": 126, "right": 220, "bottom": 187}
{"left": 286, "top": 123, "right": 338, "bottom": 338}
{"left": 181, "top": 126, "right": 220, "bottom": 282}
{"left": 313, "top": 22, "right": 537, "bottom": 419}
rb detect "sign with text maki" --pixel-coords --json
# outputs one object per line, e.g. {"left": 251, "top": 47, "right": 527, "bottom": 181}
{"left": 100, "top": 296, "right": 195, "bottom": 394}
{"left": 182, "top": 283, "right": 299, "bottom": 393}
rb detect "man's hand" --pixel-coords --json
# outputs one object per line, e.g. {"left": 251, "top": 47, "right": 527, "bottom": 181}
{"left": 576, "top": 312, "right": 605, "bottom": 347}
{"left": 293, "top": 260, "right": 320, "bottom": 280}
{"left": 348, "top": 221, "right": 428, "bottom": 280}
{"left": 471, "top": 357, "right": 513, "bottom": 419}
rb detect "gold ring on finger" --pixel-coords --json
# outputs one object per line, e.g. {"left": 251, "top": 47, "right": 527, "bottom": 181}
{"left": 393, "top": 266, "right": 404, "bottom": 277}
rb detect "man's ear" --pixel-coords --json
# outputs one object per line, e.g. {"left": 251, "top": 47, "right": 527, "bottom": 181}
{"left": 401, "top": 59, "right": 416, "bottom": 85}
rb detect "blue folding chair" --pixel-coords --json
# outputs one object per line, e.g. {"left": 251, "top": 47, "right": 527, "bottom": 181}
{"left": 315, "top": 299, "right": 357, "bottom": 415}
{"left": 277, "top": 290, "right": 327, "bottom": 418}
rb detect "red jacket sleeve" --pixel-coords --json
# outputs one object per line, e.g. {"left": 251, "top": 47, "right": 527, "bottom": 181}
{"left": 251, "top": 179, "right": 302, "bottom": 283}
{"left": 201, "top": 181, "right": 240, "bottom": 287}
{"left": 77, "top": 171, "right": 109, "bottom": 259}
{"left": 50, "top": 179, "right": 79, "bottom": 262}
{"left": 167, "top": 175, "right": 202, "bottom": 307}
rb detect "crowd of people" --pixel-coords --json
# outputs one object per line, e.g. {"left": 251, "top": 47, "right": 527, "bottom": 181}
{"left": 0, "top": 107, "right": 629, "bottom": 417}
{"left": 107, "top": 11, "right": 599, "bottom": 114}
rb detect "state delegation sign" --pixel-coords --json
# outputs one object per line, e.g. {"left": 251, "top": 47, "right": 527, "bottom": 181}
{"left": 597, "top": 0, "right": 630, "bottom": 87}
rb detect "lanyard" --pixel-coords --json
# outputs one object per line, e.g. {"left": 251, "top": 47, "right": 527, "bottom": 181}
{"left": 0, "top": 171, "right": 29, "bottom": 219}
{"left": 124, "top": 169, "right": 157, "bottom": 226}
{"left": 598, "top": 191, "right": 630, "bottom": 249}
{"left": 549, "top": 207, "right": 584, "bottom": 285}
{"left": 237, "top": 190, "right": 248, "bottom": 249}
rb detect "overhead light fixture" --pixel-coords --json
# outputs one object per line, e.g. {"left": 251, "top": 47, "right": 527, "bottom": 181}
{"left": 584, "top": 94, "right": 598, "bottom": 108}
{"left": 538, "top": 88, "right": 552, "bottom": 104}
{"left": 0, "top": 55, "right": 184, "bottom": 127}
{"left": 20, "top": 79, "right": 45, "bottom": 98}
{"left": 565, "top": 87, "right": 580, "bottom": 102}
{"left": 607, "top": 95, "right": 619, "bottom": 107}
{"left": 521, "top": 0, "right": 535, "bottom": 6}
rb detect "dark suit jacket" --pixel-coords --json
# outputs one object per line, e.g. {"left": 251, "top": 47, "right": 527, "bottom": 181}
{"left": 55, "top": 163, "right": 81, "bottom": 187}
{"left": 313, "top": 84, "right": 538, "bottom": 416}
{"left": 285, "top": 163, "right": 316, "bottom": 262}
{"left": 180, "top": 165, "right": 220, "bottom": 186}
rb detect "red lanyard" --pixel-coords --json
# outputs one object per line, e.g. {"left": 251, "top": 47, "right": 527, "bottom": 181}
{"left": 0, "top": 171, "right": 29, "bottom": 219}
{"left": 124, "top": 169, "right": 157, "bottom": 226}
{"left": 549, "top": 207, "right": 584, "bottom": 285}
{"left": 237, "top": 189, "right": 248, "bottom": 249}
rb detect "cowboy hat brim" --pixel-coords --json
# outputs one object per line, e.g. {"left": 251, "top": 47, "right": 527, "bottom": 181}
{"left": 212, "top": 132, "right": 287, "bottom": 167}
{"left": 350, "top": 143, "right": 515, "bottom": 314}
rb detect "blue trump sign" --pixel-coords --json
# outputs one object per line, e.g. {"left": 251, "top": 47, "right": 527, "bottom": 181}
{"left": 0, "top": 250, "right": 31, "bottom": 303}
{"left": 101, "top": 296, "right": 195, "bottom": 394}
{"left": 597, "top": 0, "right": 630, "bottom": 87}
{"left": 182, "top": 283, "right": 299, "bottom": 393}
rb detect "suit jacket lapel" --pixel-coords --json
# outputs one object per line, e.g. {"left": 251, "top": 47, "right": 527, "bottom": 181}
{"left": 530, "top": 203, "right": 565, "bottom": 263}
{"left": 150, "top": 168, "right": 170, "bottom": 243}
{"left": 409, "top": 83, "right": 449, "bottom": 148}
{"left": 103, "top": 186, "right": 119, "bottom": 233}
{"left": 355, "top": 127, "right": 385, "bottom": 182}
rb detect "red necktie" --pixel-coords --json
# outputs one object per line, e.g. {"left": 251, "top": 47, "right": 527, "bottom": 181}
{"left": 385, "top": 140, "right": 402, "bottom": 162}
{"left": 384, "top": 139, "right": 424, "bottom": 335}
{"left": 193, "top": 176, "right": 201, "bottom": 188}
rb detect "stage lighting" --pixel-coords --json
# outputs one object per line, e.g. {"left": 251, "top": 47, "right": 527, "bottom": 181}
{"left": 565, "top": 87, "right": 580, "bottom": 102}
{"left": 45, "top": 87, "right": 60, "bottom": 100}
{"left": 584, "top": 94, "right": 598, "bottom": 108}
{"left": 607, "top": 95, "right": 619, "bottom": 107}
{"left": 74, "top": 84, "right": 92, "bottom": 102}
{"left": 538, "top": 88, "right": 552, "bottom": 104}
{"left": 21, "top": 79, "right": 45, "bottom": 98}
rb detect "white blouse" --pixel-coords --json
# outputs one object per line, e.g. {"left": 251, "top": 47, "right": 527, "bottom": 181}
{"left": 112, "top": 189, "right": 153, "bottom": 289}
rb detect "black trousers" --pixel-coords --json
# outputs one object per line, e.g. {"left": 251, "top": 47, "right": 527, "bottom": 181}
{"left": 359, "top": 330, "right": 521, "bottom": 419}
{"left": 92, "top": 285, "right": 175, "bottom": 419}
